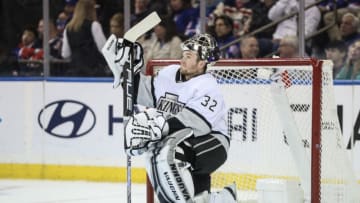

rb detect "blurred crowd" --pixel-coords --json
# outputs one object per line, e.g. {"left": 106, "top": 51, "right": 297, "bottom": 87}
{"left": 0, "top": 0, "right": 359, "bottom": 79}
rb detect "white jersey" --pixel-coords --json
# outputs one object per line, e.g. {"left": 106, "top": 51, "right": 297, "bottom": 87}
{"left": 137, "top": 64, "right": 228, "bottom": 140}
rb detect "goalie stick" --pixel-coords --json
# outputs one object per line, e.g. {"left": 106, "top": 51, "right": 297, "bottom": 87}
{"left": 122, "top": 11, "right": 161, "bottom": 203}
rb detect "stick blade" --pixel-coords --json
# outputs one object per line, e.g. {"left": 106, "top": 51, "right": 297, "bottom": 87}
{"left": 124, "top": 11, "right": 161, "bottom": 42}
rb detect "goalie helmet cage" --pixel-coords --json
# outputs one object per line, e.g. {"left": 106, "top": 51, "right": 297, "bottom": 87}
{"left": 144, "top": 58, "right": 359, "bottom": 203}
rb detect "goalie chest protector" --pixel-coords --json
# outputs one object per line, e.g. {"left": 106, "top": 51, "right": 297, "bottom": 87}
{"left": 153, "top": 64, "right": 227, "bottom": 137}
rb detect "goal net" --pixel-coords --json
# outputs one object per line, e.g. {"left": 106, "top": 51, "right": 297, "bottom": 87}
{"left": 145, "top": 58, "right": 359, "bottom": 203}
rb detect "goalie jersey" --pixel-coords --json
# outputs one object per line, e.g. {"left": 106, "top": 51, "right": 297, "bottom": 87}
{"left": 136, "top": 64, "right": 228, "bottom": 140}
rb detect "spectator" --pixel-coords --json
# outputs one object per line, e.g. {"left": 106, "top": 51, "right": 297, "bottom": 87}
{"left": 318, "top": 0, "right": 349, "bottom": 41}
{"left": 208, "top": 0, "right": 260, "bottom": 37}
{"left": 109, "top": 12, "right": 124, "bottom": 38}
{"left": 268, "top": 0, "right": 321, "bottom": 44}
{"left": 208, "top": 0, "right": 275, "bottom": 57}
{"left": 63, "top": 0, "right": 77, "bottom": 21}
{"left": 16, "top": 26, "right": 42, "bottom": 60}
{"left": 131, "top": 0, "right": 152, "bottom": 26}
{"left": 324, "top": 40, "right": 347, "bottom": 78}
{"left": 143, "top": 17, "right": 182, "bottom": 69}
{"left": 213, "top": 15, "right": 240, "bottom": 58}
{"left": 95, "top": 0, "right": 123, "bottom": 37}
{"left": 336, "top": 40, "right": 360, "bottom": 80}
{"left": 240, "top": 36, "right": 259, "bottom": 59}
{"left": 131, "top": 0, "right": 168, "bottom": 26}
{"left": 277, "top": 35, "right": 299, "bottom": 58}
{"left": 249, "top": 0, "right": 276, "bottom": 39}
{"left": 169, "top": 0, "right": 199, "bottom": 39}
{"left": 56, "top": 0, "right": 77, "bottom": 34}
{"left": 14, "top": 25, "right": 43, "bottom": 76}
{"left": 61, "top": 0, "right": 107, "bottom": 77}
{"left": 1, "top": 1, "right": 43, "bottom": 56}
{"left": 36, "top": 19, "right": 63, "bottom": 60}
{"left": 340, "top": 13, "right": 360, "bottom": 48}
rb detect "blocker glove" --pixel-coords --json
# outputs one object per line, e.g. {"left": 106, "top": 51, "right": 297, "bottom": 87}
{"left": 124, "top": 108, "right": 169, "bottom": 156}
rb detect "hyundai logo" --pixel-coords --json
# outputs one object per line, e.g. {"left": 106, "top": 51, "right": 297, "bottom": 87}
{"left": 38, "top": 100, "right": 96, "bottom": 138}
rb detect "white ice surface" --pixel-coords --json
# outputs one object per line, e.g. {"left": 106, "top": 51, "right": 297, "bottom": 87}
{"left": 0, "top": 179, "right": 146, "bottom": 203}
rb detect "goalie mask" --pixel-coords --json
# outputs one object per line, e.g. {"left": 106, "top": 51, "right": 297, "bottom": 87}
{"left": 181, "top": 34, "right": 220, "bottom": 64}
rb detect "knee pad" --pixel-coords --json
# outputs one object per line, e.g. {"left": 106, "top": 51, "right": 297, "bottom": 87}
{"left": 145, "top": 128, "right": 194, "bottom": 203}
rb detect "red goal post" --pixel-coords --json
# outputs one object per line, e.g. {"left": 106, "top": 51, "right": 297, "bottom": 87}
{"left": 144, "top": 58, "right": 359, "bottom": 203}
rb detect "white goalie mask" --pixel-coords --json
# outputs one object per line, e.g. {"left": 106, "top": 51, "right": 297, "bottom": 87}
{"left": 181, "top": 34, "right": 220, "bottom": 64}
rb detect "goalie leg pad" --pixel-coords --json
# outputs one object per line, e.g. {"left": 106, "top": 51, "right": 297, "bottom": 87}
{"left": 145, "top": 128, "right": 194, "bottom": 203}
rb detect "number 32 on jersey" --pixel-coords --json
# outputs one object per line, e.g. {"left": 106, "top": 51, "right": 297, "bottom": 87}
{"left": 201, "top": 95, "right": 217, "bottom": 112}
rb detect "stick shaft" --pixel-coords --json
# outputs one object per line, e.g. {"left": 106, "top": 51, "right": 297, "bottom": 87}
{"left": 123, "top": 47, "right": 134, "bottom": 203}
